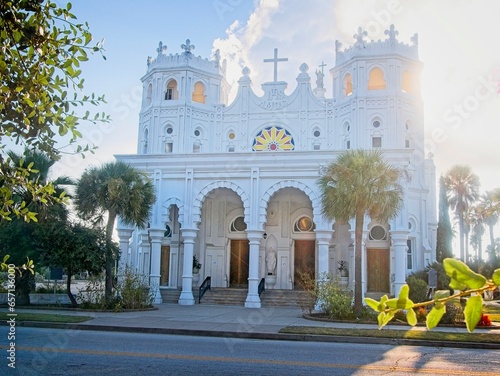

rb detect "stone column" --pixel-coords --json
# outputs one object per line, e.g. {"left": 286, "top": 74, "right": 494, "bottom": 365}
{"left": 315, "top": 229, "right": 333, "bottom": 276}
{"left": 116, "top": 228, "right": 134, "bottom": 272}
{"left": 178, "top": 228, "right": 197, "bottom": 305}
{"left": 148, "top": 228, "right": 164, "bottom": 305}
{"left": 391, "top": 230, "right": 409, "bottom": 297}
{"left": 245, "top": 230, "right": 264, "bottom": 308}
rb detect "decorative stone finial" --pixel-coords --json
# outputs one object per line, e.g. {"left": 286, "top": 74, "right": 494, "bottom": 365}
{"left": 384, "top": 24, "right": 399, "bottom": 45}
{"left": 213, "top": 49, "right": 221, "bottom": 67}
{"left": 411, "top": 33, "right": 419, "bottom": 46}
{"left": 335, "top": 40, "right": 343, "bottom": 54}
{"left": 147, "top": 56, "right": 152, "bottom": 67}
{"left": 156, "top": 41, "right": 167, "bottom": 56}
{"left": 242, "top": 66, "right": 251, "bottom": 76}
{"left": 181, "top": 39, "right": 195, "bottom": 56}
{"left": 353, "top": 27, "right": 368, "bottom": 48}
{"left": 299, "top": 63, "right": 309, "bottom": 73}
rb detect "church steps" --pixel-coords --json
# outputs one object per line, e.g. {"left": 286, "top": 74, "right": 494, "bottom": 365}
{"left": 159, "top": 288, "right": 182, "bottom": 303}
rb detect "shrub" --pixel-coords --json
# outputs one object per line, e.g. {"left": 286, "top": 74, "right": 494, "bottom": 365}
{"left": 317, "top": 272, "right": 353, "bottom": 320}
{"left": 115, "top": 267, "right": 153, "bottom": 309}
{"left": 406, "top": 275, "right": 428, "bottom": 303}
{"left": 295, "top": 268, "right": 318, "bottom": 314}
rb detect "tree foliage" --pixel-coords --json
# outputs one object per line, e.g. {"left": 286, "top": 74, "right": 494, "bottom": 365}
{"left": 75, "top": 161, "right": 156, "bottom": 303}
{"left": 0, "top": 0, "right": 108, "bottom": 221}
{"left": 318, "top": 150, "right": 405, "bottom": 313}
{"left": 35, "top": 222, "right": 109, "bottom": 307}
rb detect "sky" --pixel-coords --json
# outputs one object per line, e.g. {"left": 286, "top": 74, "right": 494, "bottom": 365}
{"left": 50, "top": 0, "right": 500, "bottom": 197}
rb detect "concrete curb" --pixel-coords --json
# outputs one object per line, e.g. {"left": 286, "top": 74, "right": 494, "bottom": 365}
{"left": 11, "top": 321, "right": 500, "bottom": 350}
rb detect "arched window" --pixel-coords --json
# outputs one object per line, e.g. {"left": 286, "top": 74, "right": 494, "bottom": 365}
{"left": 192, "top": 82, "right": 206, "bottom": 103}
{"left": 230, "top": 216, "right": 247, "bottom": 232}
{"left": 165, "top": 79, "right": 178, "bottom": 100}
{"left": 293, "top": 216, "right": 315, "bottom": 233}
{"left": 145, "top": 83, "right": 153, "bottom": 105}
{"left": 344, "top": 73, "right": 353, "bottom": 96}
{"left": 402, "top": 71, "right": 412, "bottom": 93}
{"left": 368, "top": 67, "right": 386, "bottom": 90}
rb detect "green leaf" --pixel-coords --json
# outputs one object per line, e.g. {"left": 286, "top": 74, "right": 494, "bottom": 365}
{"left": 406, "top": 308, "right": 417, "bottom": 326}
{"left": 492, "top": 269, "right": 500, "bottom": 286}
{"left": 449, "top": 278, "right": 467, "bottom": 291}
{"left": 464, "top": 295, "right": 483, "bottom": 333}
{"left": 443, "top": 258, "right": 487, "bottom": 289}
{"left": 377, "top": 311, "right": 395, "bottom": 329}
{"left": 365, "top": 297, "right": 382, "bottom": 312}
{"left": 426, "top": 304, "right": 446, "bottom": 330}
{"left": 385, "top": 285, "right": 414, "bottom": 309}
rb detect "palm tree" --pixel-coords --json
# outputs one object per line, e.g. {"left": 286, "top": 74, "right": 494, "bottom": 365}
{"left": 478, "top": 188, "right": 500, "bottom": 254}
{"left": 444, "top": 165, "right": 480, "bottom": 261}
{"left": 74, "top": 161, "right": 156, "bottom": 303}
{"left": 318, "top": 150, "right": 405, "bottom": 313}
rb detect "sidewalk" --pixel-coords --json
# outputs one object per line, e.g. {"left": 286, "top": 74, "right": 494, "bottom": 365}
{"left": 14, "top": 303, "right": 500, "bottom": 349}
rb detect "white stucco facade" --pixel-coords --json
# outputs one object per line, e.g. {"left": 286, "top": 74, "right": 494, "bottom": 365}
{"left": 116, "top": 27, "right": 437, "bottom": 307}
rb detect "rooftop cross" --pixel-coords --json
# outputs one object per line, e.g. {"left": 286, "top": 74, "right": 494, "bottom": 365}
{"left": 319, "top": 61, "right": 327, "bottom": 75}
{"left": 263, "top": 48, "right": 288, "bottom": 82}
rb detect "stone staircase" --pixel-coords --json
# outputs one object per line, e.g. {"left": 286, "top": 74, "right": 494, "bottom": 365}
{"left": 199, "top": 288, "right": 247, "bottom": 306}
{"left": 260, "top": 289, "right": 312, "bottom": 307}
{"left": 161, "top": 287, "right": 314, "bottom": 307}
{"left": 160, "top": 288, "right": 181, "bottom": 303}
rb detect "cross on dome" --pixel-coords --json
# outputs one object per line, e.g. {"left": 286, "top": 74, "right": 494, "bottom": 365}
{"left": 263, "top": 48, "right": 288, "bottom": 82}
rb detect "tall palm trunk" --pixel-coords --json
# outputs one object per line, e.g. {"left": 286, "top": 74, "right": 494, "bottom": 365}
{"left": 489, "top": 223, "right": 495, "bottom": 253}
{"left": 354, "top": 207, "right": 364, "bottom": 314}
{"left": 105, "top": 211, "right": 117, "bottom": 303}
{"left": 458, "top": 210, "right": 465, "bottom": 260}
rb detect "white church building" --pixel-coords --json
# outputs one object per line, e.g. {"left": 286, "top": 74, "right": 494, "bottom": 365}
{"left": 115, "top": 25, "right": 437, "bottom": 308}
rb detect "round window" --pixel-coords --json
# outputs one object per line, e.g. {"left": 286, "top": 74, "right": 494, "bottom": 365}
{"left": 228, "top": 132, "right": 235, "bottom": 140}
{"left": 373, "top": 120, "right": 381, "bottom": 128}
{"left": 296, "top": 216, "right": 313, "bottom": 232}
{"left": 166, "top": 127, "right": 173, "bottom": 134}
{"left": 231, "top": 216, "right": 247, "bottom": 232}
{"left": 194, "top": 129, "right": 201, "bottom": 137}
{"left": 313, "top": 130, "right": 320, "bottom": 137}
{"left": 370, "top": 225, "right": 386, "bottom": 240}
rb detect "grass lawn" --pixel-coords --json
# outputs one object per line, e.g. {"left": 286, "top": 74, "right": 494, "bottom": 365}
{"left": 1, "top": 312, "right": 92, "bottom": 323}
{"left": 279, "top": 326, "right": 500, "bottom": 344}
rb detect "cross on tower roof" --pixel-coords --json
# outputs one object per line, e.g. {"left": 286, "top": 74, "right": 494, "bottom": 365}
{"left": 319, "top": 61, "right": 327, "bottom": 75}
{"left": 263, "top": 48, "right": 288, "bottom": 82}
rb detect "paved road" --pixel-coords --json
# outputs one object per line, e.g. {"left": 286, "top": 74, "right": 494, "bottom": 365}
{"left": 2, "top": 328, "right": 499, "bottom": 375}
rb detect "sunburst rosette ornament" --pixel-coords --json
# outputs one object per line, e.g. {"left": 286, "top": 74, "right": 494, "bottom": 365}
{"left": 252, "top": 126, "right": 294, "bottom": 152}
